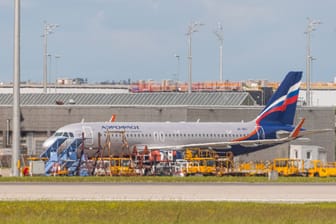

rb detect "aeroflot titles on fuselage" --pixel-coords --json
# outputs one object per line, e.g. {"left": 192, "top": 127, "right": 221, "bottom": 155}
{"left": 102, "top": 125, "right": 140, "bottom": 130}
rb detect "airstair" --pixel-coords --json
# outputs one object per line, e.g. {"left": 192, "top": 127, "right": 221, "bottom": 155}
{"left": 39, "top": 137, "right": 67, "bottom": 158}
{"left": 43, "top": 138, "right": 83, "bottom": 175}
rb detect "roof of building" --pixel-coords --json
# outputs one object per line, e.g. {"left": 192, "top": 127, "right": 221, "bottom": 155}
{"left": 0, "top": 92, "right": 256, "bottom": 106}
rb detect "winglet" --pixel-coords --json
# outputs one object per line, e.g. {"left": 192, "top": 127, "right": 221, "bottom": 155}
{"left": 289, "top": 118, "right": 305, "bottom": 138}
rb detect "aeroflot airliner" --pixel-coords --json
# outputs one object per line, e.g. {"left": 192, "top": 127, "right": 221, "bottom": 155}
{"left": 42, "top": 71, "right": 329, "bottom": 156}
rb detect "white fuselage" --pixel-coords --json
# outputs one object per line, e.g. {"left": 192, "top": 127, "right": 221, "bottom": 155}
{"left": 43, "top": 121, "right": 261, "bottom": 154}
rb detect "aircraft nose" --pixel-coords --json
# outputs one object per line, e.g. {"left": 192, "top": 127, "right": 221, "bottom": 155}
{"left": 42, "top": 137, "right": 56, "bottom": 149}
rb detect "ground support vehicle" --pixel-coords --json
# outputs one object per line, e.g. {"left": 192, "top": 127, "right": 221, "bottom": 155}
{"left": 272, "top": 158, "right": 306, "bottom": 176}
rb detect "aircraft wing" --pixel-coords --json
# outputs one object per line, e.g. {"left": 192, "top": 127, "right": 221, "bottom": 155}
{"left": 142, "top": 119, "right": 333, "bottom": 151}
{"left": 145, "top": 137, "right": 297, "bottom": 151}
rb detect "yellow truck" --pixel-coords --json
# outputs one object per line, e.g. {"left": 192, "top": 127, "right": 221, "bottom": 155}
{"left": 272, "top": 158, "right": 305, "bottom": 176}
{"left": 306, "top": 160, "right": 328, "bottom": 177}
{"left": 307, "top": 160, "right": 336, "bottom": 177}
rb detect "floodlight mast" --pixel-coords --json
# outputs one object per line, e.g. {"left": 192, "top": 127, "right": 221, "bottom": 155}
{"left": 214, "top": 22, "right": 224, "bottom": 82}
{"left": 174, "top": 54, "right": 180, "bottom": 91}
{"left": 186, "top": 21, "right": 204, "bottom": 93}
{"left": 12, "top": 0, "right": 20, "bottom": 176}
{"left": 305, "top": 18, "right": 321, "bottom": 106}
{"left": 42, "top": 22, "right": 59, "bottom": 94}
{"left": 55, "top": 55, "right": 61, "bottom": 92}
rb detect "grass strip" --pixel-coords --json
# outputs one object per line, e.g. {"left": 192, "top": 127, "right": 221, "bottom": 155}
{"left": 0, "top": 201, "right": 336, "bottom": 224}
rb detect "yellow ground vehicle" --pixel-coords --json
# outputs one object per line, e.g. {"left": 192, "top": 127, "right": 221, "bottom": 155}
{"left": 184, "top": 148, "right": 217, "bottom": 176}
{"left": 215, "top": 158, "right": 234, "bottom": 176}
{"left": 185, "top": 161, "right": 200, "bottom": 175}
{"left": 198, "top": 158, "right": 216, "bottom": 175}
{"left": 272, "top": 158, "right": 305, "bottom": 176}
{"left": 307, "top": 160, "right": 328, "bottom": 177}
{"left": 307, "top": 161, "right": 336, "bottom": 177}
{"left": 325, "top": 162, "right": 336, "bottom": 177}
{"left": 110, "top": 157, "right": 135, "bottom": 176}
{"left": 184, "top": 158, "right": 216, "bottom": 176}
{"left": 239, "top": 161, "right": 269, "bottom": 176}
{"left": 184, "top": 148, "right": 217, "bottom": 160}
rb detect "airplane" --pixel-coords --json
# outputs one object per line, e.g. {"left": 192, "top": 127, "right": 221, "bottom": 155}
{"left": 42, "top": 71, "right": 330, "bottom": 157}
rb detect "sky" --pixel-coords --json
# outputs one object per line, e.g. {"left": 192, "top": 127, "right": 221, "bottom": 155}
{"left": 1, "top": 0, "right": 336, "bottom": 84}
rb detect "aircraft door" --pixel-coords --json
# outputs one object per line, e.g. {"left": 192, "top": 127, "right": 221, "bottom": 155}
{"left": 82, "top": 126, "right": 93, "bottom": 145}
{"left": 255, "top": 126, "right": 265, "bottom": 140}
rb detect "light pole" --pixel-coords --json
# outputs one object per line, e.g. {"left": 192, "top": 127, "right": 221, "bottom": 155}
{"left": 214, "top": 22, "right": 224, "bottom": 82}
{"left": 47, "top": 54, "right": 52, "bottom": 93}
{"left": 12, "top": 0, "right": 20, "bottom": 176}
{"left": 55, "top": 55, "right": 61, "bottom": 93}
{"left": 305, "top": 18, "right": 321, "bottom": 106}
{"left": 310, "top": 56, "right": 316, "bottom": 105}
{"left": 42, "top": 22, "right": 58, "bottom": 93}
{"left": 55, "top": 55, "right": 61, "bottom": 76}
{"left": 174, "top": 54, "right": 180, "bottom": 91}
{"left": 186, "top": 21, "right": 204, "bottom": 93}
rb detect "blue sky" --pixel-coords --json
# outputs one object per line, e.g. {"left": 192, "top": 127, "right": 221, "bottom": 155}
{"left": 1, "top": 0, "right": 336, "bottom": 83}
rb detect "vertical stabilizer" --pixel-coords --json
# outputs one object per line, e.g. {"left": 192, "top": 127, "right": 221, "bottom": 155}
{"left": 256, "top": 71, "right": 302, "bottom": 125}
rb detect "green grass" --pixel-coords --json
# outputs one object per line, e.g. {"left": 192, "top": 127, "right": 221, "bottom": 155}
{"left": 1, "top": 201, "right": 336, "bottom": 224}
{"left": 1, "top": 175, "right": 336, "bottom": 183}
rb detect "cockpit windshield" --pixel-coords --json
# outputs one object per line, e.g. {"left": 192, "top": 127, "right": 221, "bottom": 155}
{"left": 54, "top": 132, "right": 74, "bottom": 138}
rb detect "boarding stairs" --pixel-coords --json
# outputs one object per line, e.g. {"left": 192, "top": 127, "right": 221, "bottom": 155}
{"left": 39, "top": 137, "right": 67, "bottom": 159}
{"left": 44, "top": 138, "right": 83, "bottom": 175}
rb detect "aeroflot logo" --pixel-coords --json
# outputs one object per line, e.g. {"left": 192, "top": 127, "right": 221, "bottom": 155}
{"left": 102, "top": 125, "right": 140, "bottom": 130}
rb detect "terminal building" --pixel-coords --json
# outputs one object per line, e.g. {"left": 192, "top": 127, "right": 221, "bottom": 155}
{"left": 0, "top": 82, "right": 334, "bottom": 167}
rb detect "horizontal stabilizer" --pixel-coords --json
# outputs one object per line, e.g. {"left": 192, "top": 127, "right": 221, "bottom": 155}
{"left": 289, "top": 118, "right": 305, "bottom": 138}
{"left": 297, "top": 129, "right": 333, "bottom": 138}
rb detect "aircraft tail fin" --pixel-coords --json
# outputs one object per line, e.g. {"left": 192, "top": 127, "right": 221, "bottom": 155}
{"left": 255, "top": 71, "right": 302, "bottom": 125}
{"left": 109, "top": 114, "right": 116, "bottom": 122}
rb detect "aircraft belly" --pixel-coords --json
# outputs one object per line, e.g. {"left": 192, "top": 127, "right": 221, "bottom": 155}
{"left": 214, "top": 143, "right": 283, "bottom": 156}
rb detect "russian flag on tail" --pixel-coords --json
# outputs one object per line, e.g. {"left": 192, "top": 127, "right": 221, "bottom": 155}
{"left": 255, "top": 71, "right": 302, "bottom": 126}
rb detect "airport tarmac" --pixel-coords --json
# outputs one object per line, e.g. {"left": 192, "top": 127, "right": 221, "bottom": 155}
{"left": 0, "top": 183, "right": 335, "bottom": 202}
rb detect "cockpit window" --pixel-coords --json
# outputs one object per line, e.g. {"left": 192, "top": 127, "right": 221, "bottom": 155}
{"left": 54, "top": 132, "right": 74, "bottom": 138}
{"left": 54, "top": 132, "right": 63, "bottom": 137}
